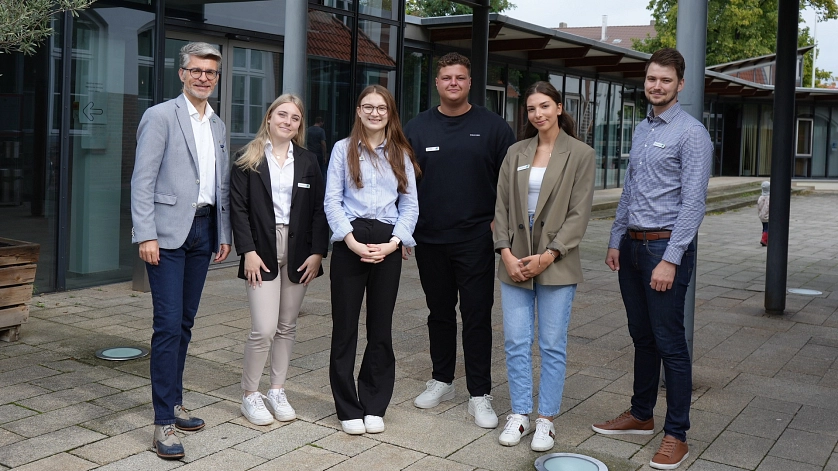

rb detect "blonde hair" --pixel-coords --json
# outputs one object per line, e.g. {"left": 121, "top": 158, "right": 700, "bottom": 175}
{"left": 236, "top": 94, "right": 306, "bottom": 172}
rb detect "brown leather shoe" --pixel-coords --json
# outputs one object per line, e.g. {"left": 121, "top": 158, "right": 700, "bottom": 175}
{"left": 591, "top": 409, "right": 654, "bottom": 435}
{"left": 650, "top": 435, "right": 689, "bottom": 469}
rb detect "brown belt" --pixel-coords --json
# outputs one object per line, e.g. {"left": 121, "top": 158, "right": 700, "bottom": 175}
{"left": 628, "top": 230, "right": 671, "bottom": 241}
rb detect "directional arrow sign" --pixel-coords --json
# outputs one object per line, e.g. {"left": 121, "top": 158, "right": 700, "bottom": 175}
{"left": 83, "top": 102, "right": 104, "bottom": 121}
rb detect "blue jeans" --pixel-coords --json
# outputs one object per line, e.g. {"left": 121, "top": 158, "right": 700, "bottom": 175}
{"left": 501, "top": 281, "right": 576, "bottom": 417}
{"left": 618, "top": 235, "right": 695, "bottom": 442}
{"left": 146, "top": 213, "right": 214, "bottom": 425}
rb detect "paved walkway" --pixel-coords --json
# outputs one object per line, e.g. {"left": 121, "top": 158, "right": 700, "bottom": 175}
{"left": 1, "top": 183, "right": 837, "bottom": 470}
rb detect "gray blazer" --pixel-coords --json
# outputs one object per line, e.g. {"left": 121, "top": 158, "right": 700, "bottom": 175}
{"left": 131, "top": 94, "right": 232, "bottom": 251}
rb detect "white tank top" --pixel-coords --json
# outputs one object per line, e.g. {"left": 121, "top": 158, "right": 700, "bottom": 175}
{"left": 527, "top": 167, "right": 547, "bottom": 215}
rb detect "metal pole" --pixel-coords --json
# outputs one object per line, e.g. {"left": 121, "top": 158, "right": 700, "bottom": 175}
{"left": 811, "top": 19, "right": 817, "bottom": 89}
{"left": 470, "top": 0, "right": 489, "bottom": 107}
{"left": 765, "top": 0, "right": 799, "bottom": 314}
{"left": 676, "top": 0, "right": 708, "bottom": 361}
{"left": 282, "top": 0, "right": 308, "bottom": 96}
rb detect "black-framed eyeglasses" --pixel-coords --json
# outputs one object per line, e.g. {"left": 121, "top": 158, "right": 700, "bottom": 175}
{"left": 181, "top": 67, "right": 219, "bottom": 80}
{"left": 360, "top": 104, "right": 388, "bottom": 115}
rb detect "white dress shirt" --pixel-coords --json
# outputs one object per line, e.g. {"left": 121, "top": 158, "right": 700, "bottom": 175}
{"left": 266, "top": 142, "right": 295, "bottom": 224}
{"left": 185, "top": 98, "right": 217, "bottom": 206}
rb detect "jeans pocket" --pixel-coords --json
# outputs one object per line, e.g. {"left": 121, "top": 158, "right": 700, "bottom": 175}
{"left": 643, "top": 239, "right": 668, "bottom": 259}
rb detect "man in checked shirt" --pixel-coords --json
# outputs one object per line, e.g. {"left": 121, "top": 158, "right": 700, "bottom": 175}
{"left": 590, "top": 48, "right": 713, "bottom": 470}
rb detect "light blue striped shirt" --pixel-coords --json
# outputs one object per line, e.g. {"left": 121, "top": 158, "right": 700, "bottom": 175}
{"left": 325, "top": 137, "right": 419, "bottom": 247}
{"left": 609, "top": 103, "right": 713, "bottom": 265}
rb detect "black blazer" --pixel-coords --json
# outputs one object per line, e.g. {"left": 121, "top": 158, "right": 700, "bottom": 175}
{"left": 230, "top": 143, "right": 329, "bottom": 283}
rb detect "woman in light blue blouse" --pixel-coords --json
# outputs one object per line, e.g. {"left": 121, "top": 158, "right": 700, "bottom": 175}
{"left": 324, "top": 85, "right": 420, "bottom": 435}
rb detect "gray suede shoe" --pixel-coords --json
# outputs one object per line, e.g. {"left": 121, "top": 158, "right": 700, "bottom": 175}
{"left": 152, "top": 424, "right": 184, "bottom": 459}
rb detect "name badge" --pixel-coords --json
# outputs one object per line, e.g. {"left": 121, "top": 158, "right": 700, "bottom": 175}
{"left": 517, "top": 164, "right": 530, "bottom": 172}
{"left": 297, "top": 183, "right": 310, "bottom": 189}
{"left": 653, "top": 141, "right": 666, "bottom": 148}
{"left": 425, "top": 146, "right": 440, "bottom": 152}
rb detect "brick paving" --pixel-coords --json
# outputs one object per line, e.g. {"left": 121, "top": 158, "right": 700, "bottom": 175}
{"left": 1, "top": 184, "right": 837, "bottom": 470}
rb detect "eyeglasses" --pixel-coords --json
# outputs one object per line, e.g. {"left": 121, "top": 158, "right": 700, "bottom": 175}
{"left": 181, "top": 67, "right": 219, "bottom": 80}
{"left": 360, "top": 104, "right": 388, "bottom": 115}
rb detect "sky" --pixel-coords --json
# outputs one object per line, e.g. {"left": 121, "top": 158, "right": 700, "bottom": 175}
{"left": 502, "top": 0, "right": 838, "bottom": 85}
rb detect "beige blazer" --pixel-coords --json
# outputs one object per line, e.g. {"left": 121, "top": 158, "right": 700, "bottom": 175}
{"left": 493, "top": 131, "right": 595, "bottom": 288}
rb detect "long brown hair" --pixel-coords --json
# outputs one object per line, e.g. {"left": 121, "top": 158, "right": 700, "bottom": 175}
{"left": 522, "top": 81, "right": 578, "bottom": 140}
{"left": 235, "top": 94, "right": 306, "bottom": 172}
{"left": 347, "top": 85, "right": 420, "bottom": 194}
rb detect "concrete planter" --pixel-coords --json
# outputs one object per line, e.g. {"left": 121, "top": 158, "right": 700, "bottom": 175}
{"left": 0, "top": 237, "right": 39, "bottom": 341}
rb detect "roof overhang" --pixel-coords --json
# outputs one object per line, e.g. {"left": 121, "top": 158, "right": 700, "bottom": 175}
{"left": 406, "top": 14, "right": 838, "bottom": 100}
{"left": 407, "top": 13, "right": 651, "bottom": 84}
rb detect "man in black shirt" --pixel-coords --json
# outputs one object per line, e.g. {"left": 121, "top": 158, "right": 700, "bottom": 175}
{"left": 404, "top": 52, "right": 515, "bottom": 429}
{"left": 306, "top": 116, "right": 328, "bottom": 179}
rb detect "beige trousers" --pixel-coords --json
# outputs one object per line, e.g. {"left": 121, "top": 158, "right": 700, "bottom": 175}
{"left": 241, "top": 224, "right": 307, "bottom": 391}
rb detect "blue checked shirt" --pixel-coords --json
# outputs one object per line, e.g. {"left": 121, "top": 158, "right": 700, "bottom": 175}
{"left": 325, "top": 138, "right": 419, "bottom": 247}
{"left": 609, "top": 103, "right": 713, "bottom": 265}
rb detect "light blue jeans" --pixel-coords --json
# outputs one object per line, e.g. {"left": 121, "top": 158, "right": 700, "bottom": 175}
{"left": 501, "top": 281, "right": 576, "bottom": 417}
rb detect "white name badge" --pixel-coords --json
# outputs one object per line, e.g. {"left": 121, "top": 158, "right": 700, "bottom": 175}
{"left": 297, "top": 183, "right": 310, "bottom": 188}
{"left": 653, "top": 141, "right": 666, "bottom": 148}
{"left": 517, "top": 164, "right": 530, "bottom": 171}
{"left": 426, "top": 146, "right": 440, "bottom": 152}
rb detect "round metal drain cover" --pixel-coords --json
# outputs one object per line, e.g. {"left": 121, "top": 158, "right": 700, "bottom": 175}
{"left": 787, "top": 288, "right": 823, "bottom": 296}
{"left": 534, "top": 453, "right": 608, "bottom": 471}
{"left": 95, "top": 347, "right": 149, "bottom": 361}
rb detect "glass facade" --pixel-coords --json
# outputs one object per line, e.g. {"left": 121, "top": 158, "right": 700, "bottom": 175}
{"left": 7, "top": 2, "right": 838, "bottom": 292}
{"left": 0, "top": 0, "right": 403, "bottom": 292}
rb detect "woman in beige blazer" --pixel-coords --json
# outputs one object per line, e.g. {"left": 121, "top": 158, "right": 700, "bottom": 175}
{"left": 493, "top": 81, "right": 595, "bottom": 452}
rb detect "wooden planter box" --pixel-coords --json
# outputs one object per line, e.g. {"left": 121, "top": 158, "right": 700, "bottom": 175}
{"left": 0, "top": 238, "right": 39, "bottom": 342}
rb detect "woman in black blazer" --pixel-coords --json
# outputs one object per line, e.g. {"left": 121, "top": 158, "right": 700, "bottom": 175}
{"left": 230, "top": 94, "right": 328, "bottom": 426}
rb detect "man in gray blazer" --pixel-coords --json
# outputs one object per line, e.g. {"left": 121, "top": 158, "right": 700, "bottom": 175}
{"left": 131, "top": 42, "right": 231, "bottom": 460}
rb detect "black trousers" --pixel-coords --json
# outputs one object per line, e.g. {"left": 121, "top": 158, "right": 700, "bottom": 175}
{"left": 415, "top": 231, "right": 495, "bottom": 396}
{"left": 329, "top": 218, "right": 402, "bottom": 420}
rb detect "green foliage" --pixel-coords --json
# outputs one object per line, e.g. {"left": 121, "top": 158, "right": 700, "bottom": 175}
{"left": 406, "top": 0, "right": 516, "bottom": 16}
{"left": 1, "top": 0, "right": 96, "bottom": 55}
{"left": 634, "top": 0, "right": 838, "bottom": 85}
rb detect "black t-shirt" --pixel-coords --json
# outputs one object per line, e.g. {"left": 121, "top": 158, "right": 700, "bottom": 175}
{"left": 306, "top": 125, "right": 326, "bottom": 162}
{"left": 404, "top": 105, "right": 516, "bottom": 244}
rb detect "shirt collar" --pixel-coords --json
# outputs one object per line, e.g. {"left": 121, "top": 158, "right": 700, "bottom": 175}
{"left": 358, "top": 139, "right": 387, "bottom": 150}
{"left": 647, "top": 102, "right": 681, "bottom": 124}
{"left": 185, "top": 97, "right": 214, "bottom": 122}
{"left": 265, "top": 141, "right": 295, "bottom": 160}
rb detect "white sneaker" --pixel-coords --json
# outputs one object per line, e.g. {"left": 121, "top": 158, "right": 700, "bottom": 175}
{"left": 340, "top": 419, "right": 366, "bottom": 435}
{"left": 363, "top": 415, "right": 385, "bottom": 433}
{"left": 499, "top": 414, "right": 531, "bottom": 446}
{"left": 468, "top": 394, "right": 498, "bottom": 428}
{"left": 414, "top": 379, "right": 455, "bottom": 409}
{"left": 531, "top": 417, "right": 556, "bottom": 452}
{"left": 265, "top": 388, "right": 296, "bottom": 421}
{"left": 241, "top": 392, "right": 275, "bottom": 426}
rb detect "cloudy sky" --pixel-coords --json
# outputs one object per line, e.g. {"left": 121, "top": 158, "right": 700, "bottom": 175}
{"left": 503, "top": 0, "right": 838, "bottom": 85}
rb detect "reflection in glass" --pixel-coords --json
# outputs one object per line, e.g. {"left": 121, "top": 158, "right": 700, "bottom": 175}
{"left": 166, "top": 0, "right": 287, "bottom": 37}
{"left": 356, "top": 20, "right": 397, "bottom": 95}
{"left": 66, "top": 6, "right": 155, "bottom": 289}
{"left": 564, "top": 76, "right": 581, "bottom": 137}
{"left": 607, "top": 84, "right": 623, "bottom": 185}
{"left": 593, "top": 81, "right": 608, "bottom": 189}
{"left": 829, "top": 110, "right": 838, "bottom": 177}
{"left": 229, "top": 47, "right": 282, "bottom": 155}
{"left": 402, "top": 50, "right": 429, "bottom": 124}
{"left": 307, "top": 10, "right": 354, "bottom": 147}
{"left": 757, "top": 105, "right": 772, "bottom": 175}
{"left": 740, "top": 105, "right": 759, "bottom": 176}
{"left": 0, "top": 27, "right": 60, "bottom": 291}
{"left": 811, "top": 106, "right": 828, "bottom": 177}
{"left": 359, "top": 0, "right": 400, "bottom": 20}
